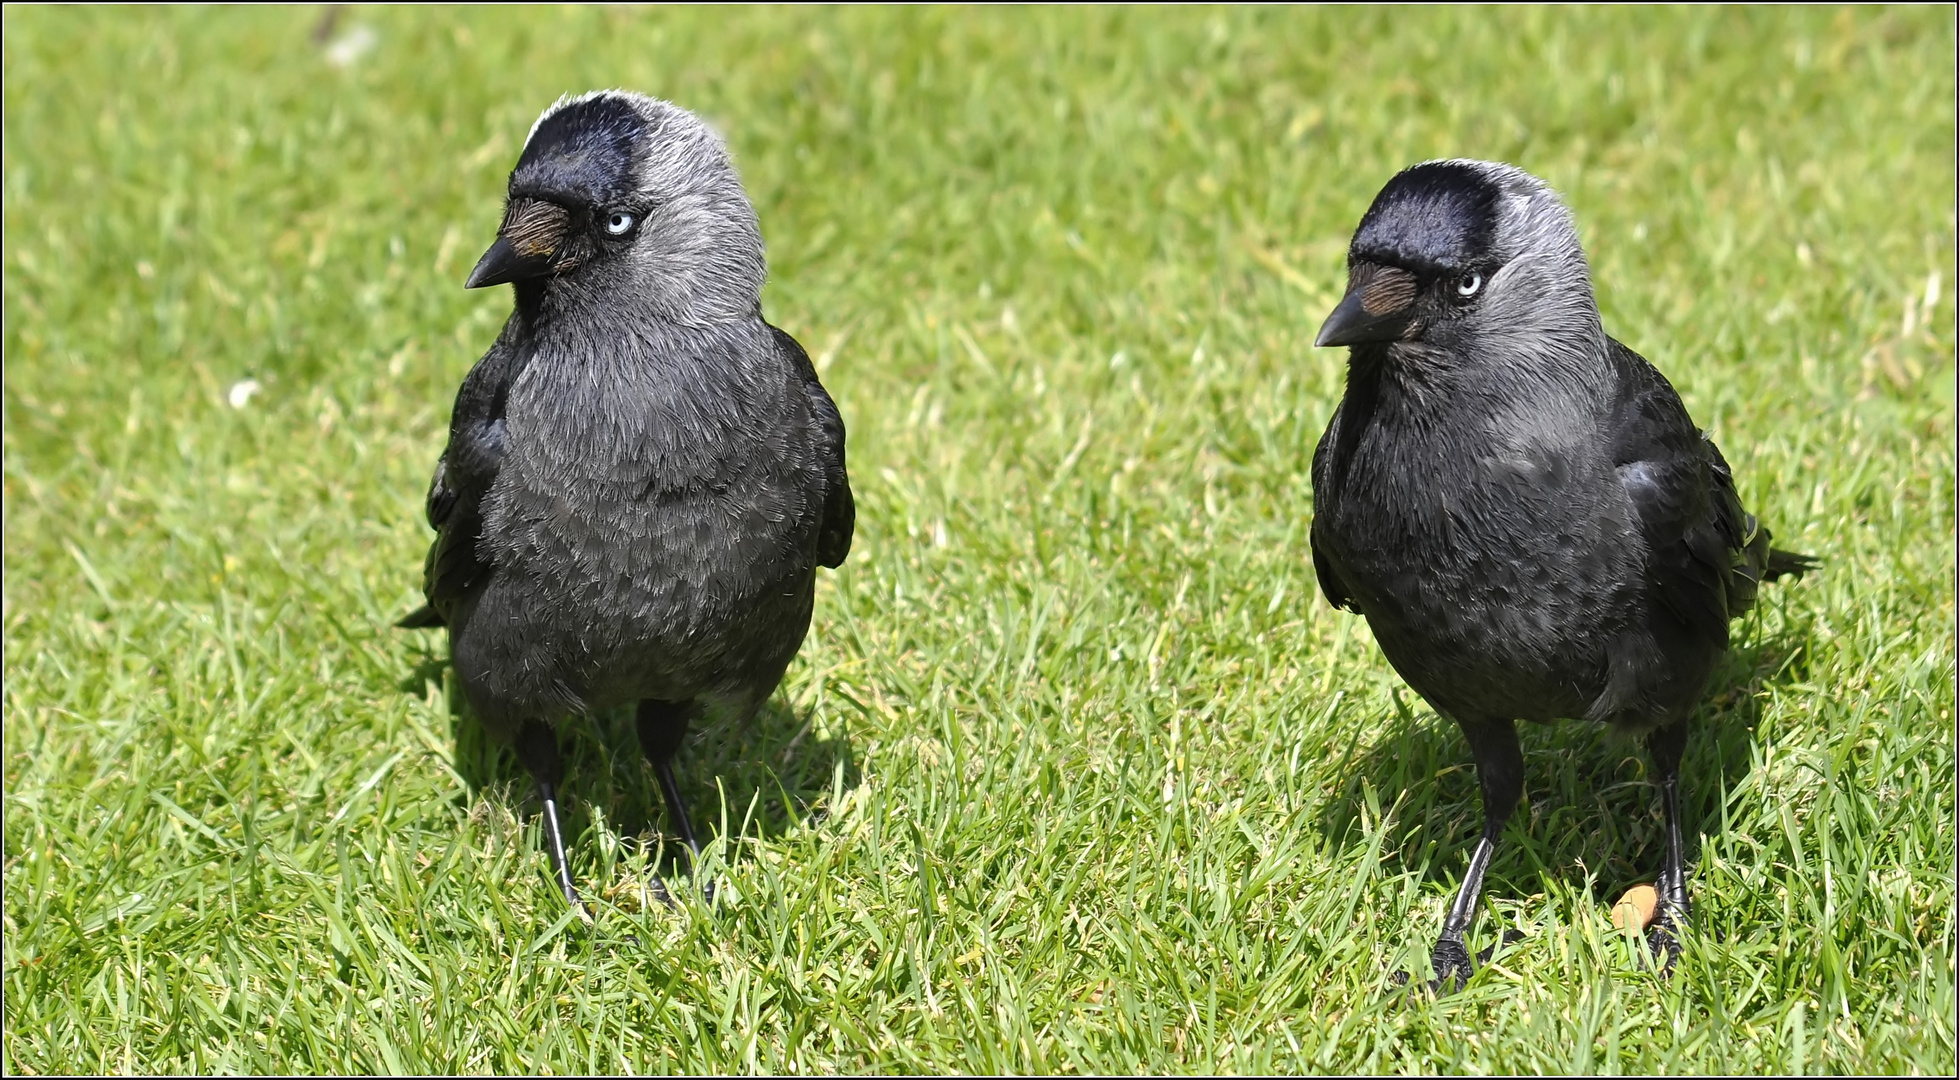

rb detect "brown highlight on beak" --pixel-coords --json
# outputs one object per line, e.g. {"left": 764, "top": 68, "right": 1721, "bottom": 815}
{"left": 1355, "top": 263, "right": 1418, "bottom": 316}
{"left": 1314, "top": 262, "right": 1419, "bottom": 347}
{"left": 501, "top": 198, "right": 571, "bottom": 259}
{"left": 465, "top": 198, "right": 575, "bottom": 289}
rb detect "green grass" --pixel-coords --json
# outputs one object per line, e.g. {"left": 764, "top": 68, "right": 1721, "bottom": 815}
{"left": 4, "top": 5, "right": 1954, "bottom": 1073}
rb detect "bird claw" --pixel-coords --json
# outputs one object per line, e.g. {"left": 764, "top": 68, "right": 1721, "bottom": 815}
{"left": 645, "top": 874, "right": 717, "bottom": 909}
{"left": 555, "top": 881, "right": 595, "bottom": 923}
{"left": 1480, "top": 928, "right": 1525, "bottom": 963}
{"left": 1389, "top": 934, "right": 1473, "bottom": 995}
{"left": 1390, "top": 930, "right": 1524, "bottom": 995}
{"left": 1641, "top": 904, "right": 1686, "bottom": 975}
{"left": 646, "top": 876, "right": 673, "bottom": 908}
{"left": 1430, "top": 934, "right": 1476, "bottom": 992}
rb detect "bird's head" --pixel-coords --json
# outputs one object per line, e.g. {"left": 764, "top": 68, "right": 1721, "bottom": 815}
{"left": 1315, "top": 159, "right": 1602, "bottom": 362}
{"left": 467, "top": 91, "right": 765, "bottom": 327}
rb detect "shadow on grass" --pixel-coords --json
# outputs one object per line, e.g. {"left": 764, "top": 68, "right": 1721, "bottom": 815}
{"left": 1319, "top": 627, "right": 1814, "bottom": 911}
{"left": 398, "top": 647, "right": 859, "bottom": 868}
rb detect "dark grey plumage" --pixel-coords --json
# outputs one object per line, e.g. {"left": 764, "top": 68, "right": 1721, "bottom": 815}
{"left": 1308, "top": 159, "right": 1812, "bottom": 990}
{"left": 402, "top": 91, "right": 853, "bottom": 908}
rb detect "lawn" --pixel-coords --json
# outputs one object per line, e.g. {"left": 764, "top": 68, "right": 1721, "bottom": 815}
{"left": 3, "top": 5, "right": 1954, "bottom": 1074}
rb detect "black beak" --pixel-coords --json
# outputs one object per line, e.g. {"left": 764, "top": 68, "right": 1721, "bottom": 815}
{"left": 465, "top": 235, "right": 553, "bottom": 289}
{"left": 1314, "top": 263, "right": 1418, "bottom": 347}
{"left": 465, "top": 198, "right": 573, "bottom": 289}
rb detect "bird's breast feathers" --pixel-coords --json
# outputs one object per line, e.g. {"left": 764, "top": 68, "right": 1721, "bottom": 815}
{"left": 476, "top": 335, "right": 825, "bottom": 586}
{"left": 1322, "top": 393, "right": 1639, "bottom": 620}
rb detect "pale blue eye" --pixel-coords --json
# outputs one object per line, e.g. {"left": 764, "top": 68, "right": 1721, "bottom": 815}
{"left": 605, "top": 212, "right": 636, "bottom": 236}
{"left": 1456, "top": 272, "right": 1483, "bottom": 297}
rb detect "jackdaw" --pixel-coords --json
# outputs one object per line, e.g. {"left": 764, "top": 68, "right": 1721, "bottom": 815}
{"left": 399, "top": 91, "right": 854, "bottom": 909}
{"left": 1307, "top": 159, "right": 1813, "bottom": 990}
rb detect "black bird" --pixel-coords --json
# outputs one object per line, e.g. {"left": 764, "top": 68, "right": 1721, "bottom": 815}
{"left": 399, "top": 91, "right": 853, "bottom": 909}
{"left": 1308, "top": 159, "right": 1812, "bottom": 990}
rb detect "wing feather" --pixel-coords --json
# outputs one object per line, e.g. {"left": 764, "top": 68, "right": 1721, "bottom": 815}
{"left": 412, "top": 329, "right": 527, "bottom": 625}
{"left": 1605, "top": 336, "right": 1762, "bottom": 649}
{"left": 770, "top": 324, "right": 854, "bottom": 569}
{"left": 1309, "top": 399, "right": 1362, "bottom": 614}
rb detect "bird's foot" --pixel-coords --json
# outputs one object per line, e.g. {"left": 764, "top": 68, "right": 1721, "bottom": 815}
{"left": 1642, "top": 902, "right": 1687, "bottom": 975}
{"left": 553, "top": 879, "right": 595, "bottom": 923}
{"left": 1392, "top": 933, "right": 1473, "bottom": 995}
{"left": 644, "top": 873, "right": 717, "bottom": 910}
{"left": 1390, "top": 930, "right": 1524, "bottom": 995}
{"left": 1480, "top": 928, "right": 1525, "bottom": 964}
{"left": 646, "top": 875, "right": 675, "bottom": 909}
{"left": 1429, "top": 933, "right": 1475, "bottom": 994}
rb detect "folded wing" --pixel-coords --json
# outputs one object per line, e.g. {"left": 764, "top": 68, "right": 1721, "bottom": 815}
{"left": 771, "top": 324, "right": 854, "bottom": 570}
{"left": 1604, "top": 337, "right": 1811, "bottom": 651}
{"left": 399, "top": 332, "right": 527, "bottom": 628}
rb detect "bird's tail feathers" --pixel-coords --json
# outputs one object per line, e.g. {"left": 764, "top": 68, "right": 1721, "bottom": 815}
{"left": 396, "top": 604, "right": 445, "bottom": 629}
{"left": 1764, "top": 548, "right": 1819, "bottom": 582}
{"left": 1728, "top": 520, "right": 1814, "bottom": 618}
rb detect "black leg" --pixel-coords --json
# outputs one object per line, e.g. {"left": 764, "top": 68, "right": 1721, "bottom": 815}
{"left": 1643, "top": 720, "right": 1691, "bottom": 970}
{"left": 1426, "top": 716, "right": 1524, "bottom": 993}
{"left": 652, "top": 756, "right": 704, "bottom": 860}
{"left": 513, "top": 720, "right": 586, "bottom": 914}
{"left": 636, "top": 699, "right": 713, "bottom": 903}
